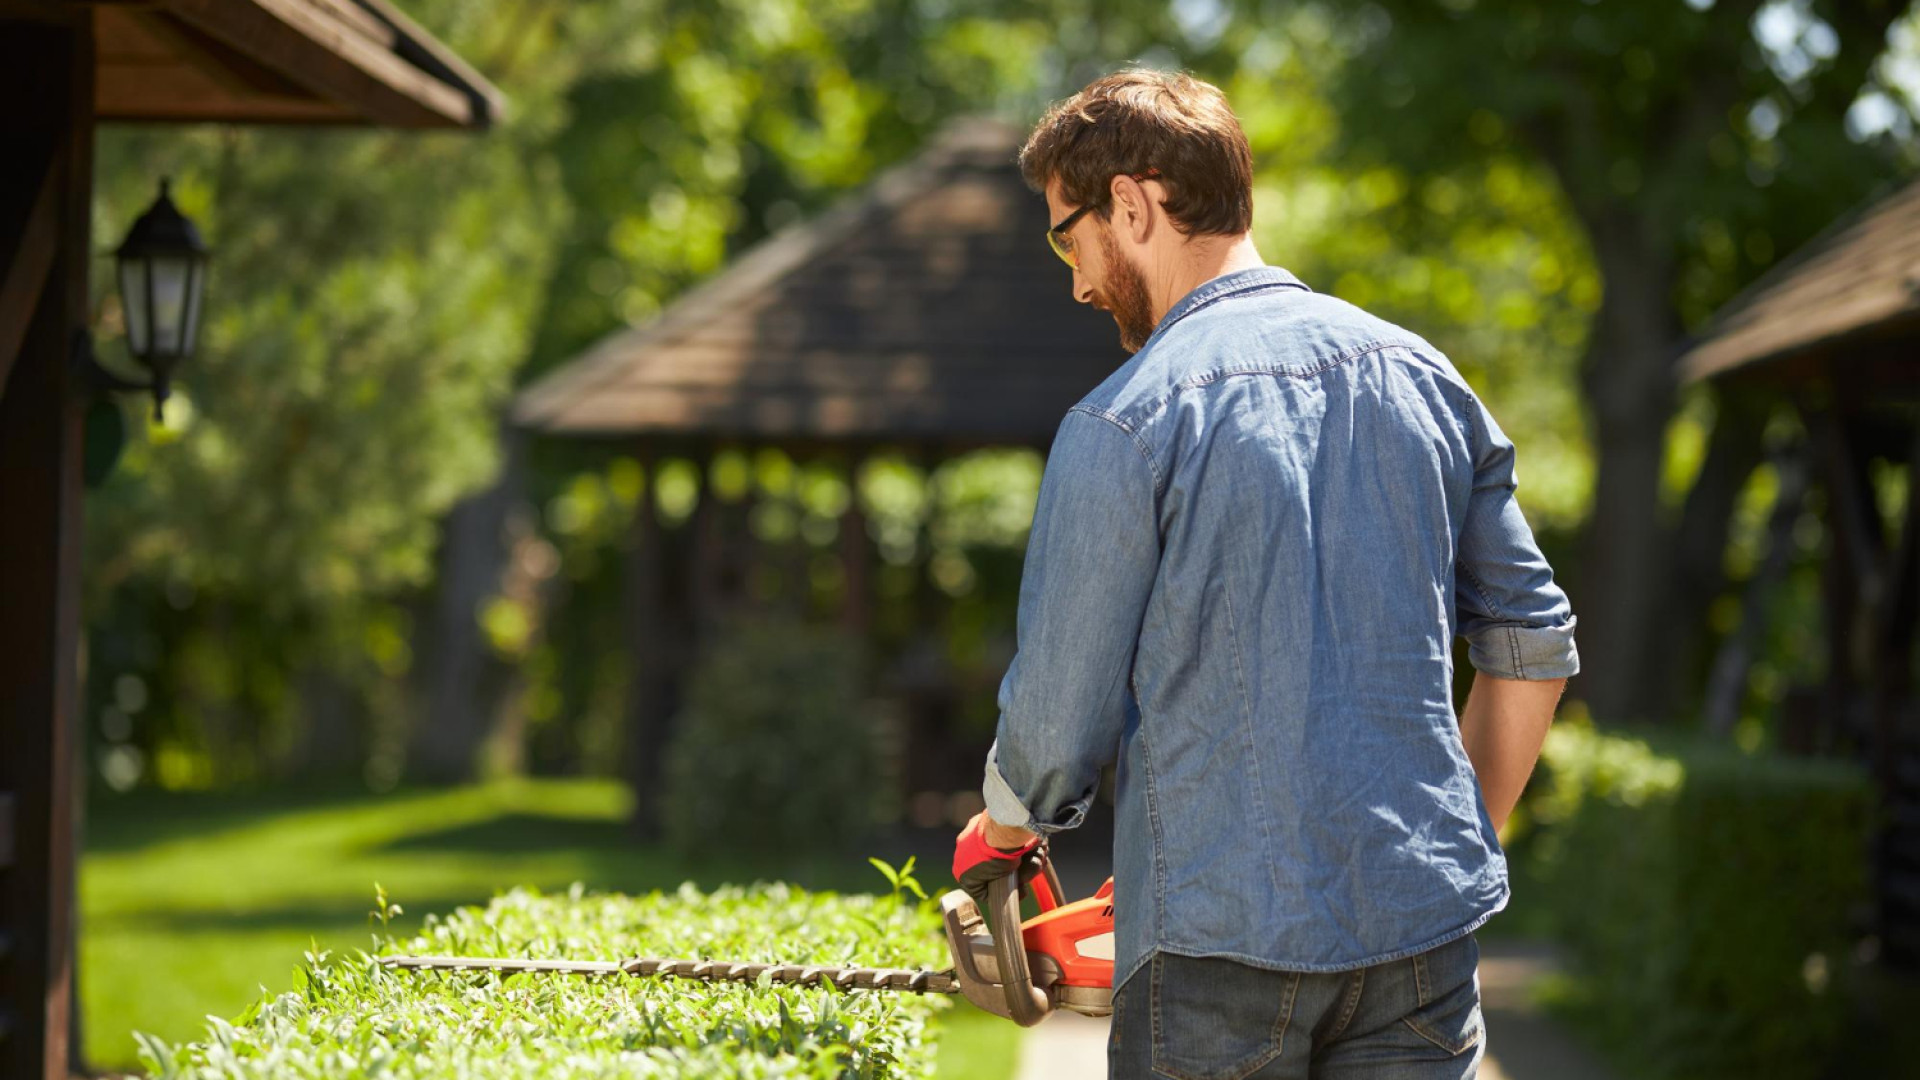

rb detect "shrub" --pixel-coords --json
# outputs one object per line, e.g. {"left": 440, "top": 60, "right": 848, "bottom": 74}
{"left": 1524, "top": 720, "right": 1876, "bottom": 1080}
{"left": 134, "top": 882, "right": 949, "bottom": 1079}
{"left": 662, "top": 621, "right": 882, "bottom": 855}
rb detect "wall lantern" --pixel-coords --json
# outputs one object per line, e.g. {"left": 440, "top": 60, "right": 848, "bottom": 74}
{"left": 75, "top": 177, "right": 209, "bottom": 422}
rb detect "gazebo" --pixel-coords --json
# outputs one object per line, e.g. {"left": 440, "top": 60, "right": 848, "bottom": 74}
{"left": 0, "top": 3, "right": 500, "bottom": 1076}
{"left": 1677, "top": 173, "right": 1919, "bottom": 966}
{"left": 514, "top": 117, "right": 1127, "bottom": 833}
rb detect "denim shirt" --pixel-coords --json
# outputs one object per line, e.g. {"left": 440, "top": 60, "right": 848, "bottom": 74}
{"left": 982, "top": 266, "right": 1578, "bottom": 989}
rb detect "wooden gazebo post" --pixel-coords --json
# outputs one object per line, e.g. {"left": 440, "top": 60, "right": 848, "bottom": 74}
{"left": 840, "top": 450, "right": 873, "bottom": 637}
{"left": 0, "top": 19, "right": 93, "bottom": 1077}
{"left": 623, "top": 445, "right": 668, "bottom": 839}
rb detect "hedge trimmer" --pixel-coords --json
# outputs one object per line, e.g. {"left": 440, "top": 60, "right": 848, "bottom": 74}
{"left": 380, "top": 848, "right": 1113, "bottom": 1027}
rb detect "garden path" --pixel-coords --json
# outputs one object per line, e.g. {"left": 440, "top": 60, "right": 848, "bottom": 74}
{"left": 1009, "top": 940, "right": 1616, "bottom": 1080}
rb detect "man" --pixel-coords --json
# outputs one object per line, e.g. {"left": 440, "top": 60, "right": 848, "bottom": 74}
{"left": 950, "top": 70, "right": 1578, "bottom": 1079}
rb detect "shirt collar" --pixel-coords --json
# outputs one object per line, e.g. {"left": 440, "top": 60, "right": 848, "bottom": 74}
{"left": 1147, "top": 265, "right": 1310, "bottom": 346}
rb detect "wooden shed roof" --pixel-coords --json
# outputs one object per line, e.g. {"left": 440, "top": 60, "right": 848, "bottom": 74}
{"left": 86, "top": 0, "right": 503, "bottom": 129}
{"left": 512, "top": 118, "right": 1130, "bottom": 447}
{"left": 1678, "top": 173, "right": 1920, "bottom": 384}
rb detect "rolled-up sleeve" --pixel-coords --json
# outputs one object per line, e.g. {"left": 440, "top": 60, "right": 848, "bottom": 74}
{"left": 1455, "top": 397, "right": 1579, "bottom": 680}
{"left": 984, "top": 406, "right": 1162, "bottom": 834}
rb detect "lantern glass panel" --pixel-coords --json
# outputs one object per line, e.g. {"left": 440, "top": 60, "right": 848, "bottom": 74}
{"left": 119, "top": 259, "right": 149, "bottom": 356}
{"left": 181, "top": 260, "right": 205, "bottom": 357}
{"left": 148, "top": 255, "right": 192, "bottom": 358}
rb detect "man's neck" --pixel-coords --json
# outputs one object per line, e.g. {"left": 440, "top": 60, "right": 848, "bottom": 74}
{"left": 1148, "top": 235, "right": 1266, "bottom": 325}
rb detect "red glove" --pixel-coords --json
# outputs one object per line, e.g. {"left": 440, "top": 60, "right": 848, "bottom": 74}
{"left": 953, "top": 811, "right": 1040, "bottom": 913}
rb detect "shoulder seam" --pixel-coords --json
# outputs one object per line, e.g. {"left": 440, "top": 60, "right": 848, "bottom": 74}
{"left": 1067, "top": 404, "right": 1165, "bottom": 494}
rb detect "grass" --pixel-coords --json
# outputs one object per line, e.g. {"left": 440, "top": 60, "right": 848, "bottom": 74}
{"left": 79, "top": 779, "right": 1021, "bottom": 1076}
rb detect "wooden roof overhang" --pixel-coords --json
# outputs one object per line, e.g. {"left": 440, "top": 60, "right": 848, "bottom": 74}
{"left": 10, "top": 0, "right": 504, "bottom": 129}
{"left": 1677, "top": 174, "right": 1920, "bottom": 396}
{"left": 513, "top": 118, "right": 1130, "bottom": 453}
{"left": 1, "top": 6, "right": 503, "bottom": 1079}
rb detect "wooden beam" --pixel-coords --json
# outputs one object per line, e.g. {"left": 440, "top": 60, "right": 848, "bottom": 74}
{"left": 161, "top": 0, "right": 474, "bottom": 128}
{"left": 0, "top": 15, "right": 90, "bottom": 1079}
{"left": 623, "top": 447, "right": 668, "bottom": 840}
{"left": 1702, "top": 450, "right": 1808, "bottom": 738}
{"left": 840, "top": 453, "right": 872, "bottom": 637}
{"left": 688, "top": 450, "right": 722, "bottom": 637}
{"left": 97, "top": 62, "right": 357, "bottom": 124}
{"left": 0, "top": 147, "right": 59, "bottom": 397}
{"left": 99, "top": 6, "right": 313, "bottom": 102}
{"left": 353, "top": 0, "right": 504, "bottom": 124}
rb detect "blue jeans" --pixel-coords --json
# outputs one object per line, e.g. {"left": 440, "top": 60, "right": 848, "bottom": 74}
{"left": 1107, "top": 932, "right": 1485, "bottom": 1079}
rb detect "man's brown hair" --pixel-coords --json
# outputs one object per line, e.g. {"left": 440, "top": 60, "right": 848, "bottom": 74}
{"left": 1019, "top": 69, "right": 1254, "bottom": 238}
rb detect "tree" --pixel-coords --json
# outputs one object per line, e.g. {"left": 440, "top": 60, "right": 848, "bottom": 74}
{"left": 1320, "top": 0, "right": 1919, "bottom": 722}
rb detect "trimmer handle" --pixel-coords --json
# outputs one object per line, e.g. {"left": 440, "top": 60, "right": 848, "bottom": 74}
{"left": 940, "top": 844, "right": 1063, "bottom": 1027}
{"left": 988, "top": 854, "right": 1052, "bottom": 1026}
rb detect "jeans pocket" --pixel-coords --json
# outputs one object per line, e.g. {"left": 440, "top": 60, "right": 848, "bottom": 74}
{"left": 1401, "top": 934, "right": 1484, "bottom": 1056}
{"left": 1149, "top": 953, "right": 1300, "bottom": 1080}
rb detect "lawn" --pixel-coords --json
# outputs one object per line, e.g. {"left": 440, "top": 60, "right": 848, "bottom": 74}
{"left": 79, "top": 778, "right": 1022, "bottom": 1075}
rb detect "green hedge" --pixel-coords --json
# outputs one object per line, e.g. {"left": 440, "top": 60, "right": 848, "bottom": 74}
{"left": 663, "top": 621, "right": 882, "bottom": 856}
{"left": 135, "top": 882, "right": 949, "bottom": 1079}
{"left": 1524, "top": 721, "right": 1876, "bottom": 1080}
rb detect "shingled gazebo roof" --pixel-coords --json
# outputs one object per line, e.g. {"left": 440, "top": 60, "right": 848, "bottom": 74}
{"left": 1678, "top": 174, "right": 1920, "bottom": 386}
{"left": 513, "top": 118, "right": 1128, "bottom": 448}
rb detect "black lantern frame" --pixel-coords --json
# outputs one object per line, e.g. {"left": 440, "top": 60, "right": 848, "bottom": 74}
{"left": 76, "top": 177, "right": 210, "bottom": 420}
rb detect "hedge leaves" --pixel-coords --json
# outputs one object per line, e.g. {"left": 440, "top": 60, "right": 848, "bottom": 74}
{"left": 136, "top": 883, "right": 951, "bottom": 1079}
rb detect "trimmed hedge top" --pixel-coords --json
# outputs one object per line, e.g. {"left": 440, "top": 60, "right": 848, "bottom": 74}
{"left": 136, "top": 882, "right": 951, "bottom": 1079}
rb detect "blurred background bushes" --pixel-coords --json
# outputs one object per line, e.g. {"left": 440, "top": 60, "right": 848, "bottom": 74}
{"left": 661, "top": 620, "right": 881, "bottom": 855}
{"left": 1513, "top": 720, "right": 1876, "bottom": 1080}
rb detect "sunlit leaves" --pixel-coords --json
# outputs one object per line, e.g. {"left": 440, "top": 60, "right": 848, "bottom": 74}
{"left": 135, "top": 884, "right": 949, "bottom": 1079}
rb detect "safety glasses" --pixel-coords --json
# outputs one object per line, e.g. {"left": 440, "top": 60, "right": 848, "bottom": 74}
{"left": 1046, "top": 168, "right": 1161, "bottom": 269}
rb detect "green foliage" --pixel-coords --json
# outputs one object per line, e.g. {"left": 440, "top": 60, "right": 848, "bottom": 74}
{"left": 1522, "top": 721, "right": 1876, "bottom": 1080}
{"left": 866, "top": 857, "right": 929, "bottom": 904}
{"left": 1325, "top": 0, "right": 1919, "bottom": 327}
{"left": 133, "top": 882, "right": 949, "bottom": 1079}
{"left": 662, "top": 622, "right": 882, "bottom": 855}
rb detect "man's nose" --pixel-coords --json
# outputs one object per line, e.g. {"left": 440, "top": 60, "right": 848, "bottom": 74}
{"left": 1072, "top": 267, "right": 1095, "bottom": 305}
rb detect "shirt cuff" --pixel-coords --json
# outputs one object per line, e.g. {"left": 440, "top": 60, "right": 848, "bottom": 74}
{"left": 982, "top": 742, "right": 1090, "bottom": 837}
{"left": 1464, "top": 615, "right": 1580, "bottom": 680}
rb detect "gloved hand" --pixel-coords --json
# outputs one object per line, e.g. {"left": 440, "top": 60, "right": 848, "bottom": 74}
{"left": 953, "top": 810, "right": 1041, "bottom": 915}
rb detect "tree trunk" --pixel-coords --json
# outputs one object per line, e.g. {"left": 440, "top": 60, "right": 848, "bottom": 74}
{"left": 1570, "top": 209, "right": 1684, "bottom": 724}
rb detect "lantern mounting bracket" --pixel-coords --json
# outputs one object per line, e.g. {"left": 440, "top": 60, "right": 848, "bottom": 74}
{"left": 70, "top": 329, "right": 169, "bottom": 421}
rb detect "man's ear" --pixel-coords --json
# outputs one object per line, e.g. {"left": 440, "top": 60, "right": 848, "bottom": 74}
{"left": 1109, "top": 174, "right": 1154, "bottom": 245}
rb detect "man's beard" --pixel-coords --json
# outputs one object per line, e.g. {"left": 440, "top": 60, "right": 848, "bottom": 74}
{"left": 1095, "top": 225, "right": 1157, "bottom": 354}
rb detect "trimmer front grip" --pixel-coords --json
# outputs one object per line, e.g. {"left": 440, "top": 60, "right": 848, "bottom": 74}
{"left": 988, "top": 872, "right": 1051, "bottom": 1026}
{"left": 938, "top": 879, "right": 1052, "bottom": 1027}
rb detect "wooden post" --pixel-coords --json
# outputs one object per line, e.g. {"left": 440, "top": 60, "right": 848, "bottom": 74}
{"left": 1803, "top": 398, "right": 1873, "bottom": 754}
{"left": 0, "top": 13, "right": 92, "bottom": 1080}
{"left": 623, "top": 446, "right": 667, "bottom": 839}
{"left": 840, "top": 451, "right": 872, "bottom": 637}
{"left": 783, "top": 450, "right": 810, "bottom": 620}
{"left": 1702, "top": 449, "right": 1808, "bottom": 739}
{"left": 688, "top": 448, "right": 722, "bottom": 637}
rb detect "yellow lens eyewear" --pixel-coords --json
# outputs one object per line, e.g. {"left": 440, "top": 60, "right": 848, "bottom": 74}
{"left": 1046, "top": 168, "right": 1161, "bottom": 269}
